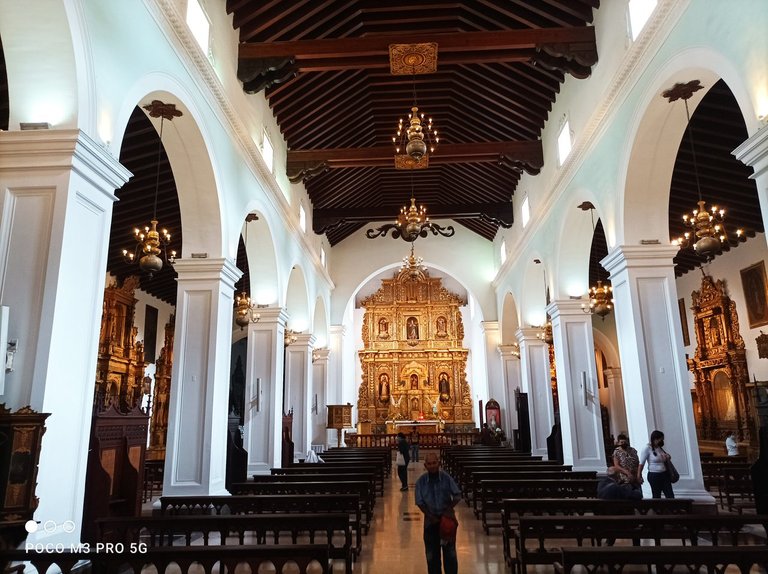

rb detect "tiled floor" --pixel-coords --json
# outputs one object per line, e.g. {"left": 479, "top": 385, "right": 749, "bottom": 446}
{"left": 350, "top": 460, "right": 506, "bottom": 574}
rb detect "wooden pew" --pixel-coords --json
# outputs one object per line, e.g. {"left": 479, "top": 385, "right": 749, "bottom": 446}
{"left": 446, "top": 453, "right": 542, "bottom": 478}
{"left": 500, "top": 497, "right": 694, "bottom": 569}
{"left": 554, "top": 546, "right": 768, "bottom": 574}
{"left": 272, "top": 464, "right": 385, "bottom": 496}
{"left": 478, "top": 479, "right": 598, "bottom": 533}
{"left": 516, "top": 514, "right": 768, "bottom": 573}
{"left": 95, "top": 513, "right": 352, "bottom": 574}
{"left": 453, "top": 459, "right": 564, "bottom": 488}
{"left": 232, "top": 480, "right": 374, "bottom": 531}
{"left": 160, "top": 493, "right": 363, "bottom": 555}
{"left": 467, "top": 469, "right": 590, "bottom": 511}
{"left": 720, "top": 466, "right": 756, "bottom": 513}
{"left": 320, "top": 448, "right": 391, "bottom": 474}
{"left": 4, "top": 545, "right": 331, "bottom": 574}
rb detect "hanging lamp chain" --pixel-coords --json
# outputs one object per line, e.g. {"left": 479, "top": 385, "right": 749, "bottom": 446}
{"left": 683, "top": 98, "right": 704, "bottom": 203}
{"left": 152, "top": 116, "right": 165, "bottom": 221}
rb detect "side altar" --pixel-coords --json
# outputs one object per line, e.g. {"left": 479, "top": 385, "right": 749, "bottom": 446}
{"left": 357, "top": 261, "right": 474, "bottom": 434}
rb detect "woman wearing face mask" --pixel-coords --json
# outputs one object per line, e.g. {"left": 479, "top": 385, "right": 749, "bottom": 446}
{"left": 637, "top": 430, "right": 674, "bottom": 498}
{"left": 612, "top": 433, "right": 640, "bottom": 489}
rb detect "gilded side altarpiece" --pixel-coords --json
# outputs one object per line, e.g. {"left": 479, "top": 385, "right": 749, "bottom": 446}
{"left": 357, "top": 266, "right": 473, "bottom": 433}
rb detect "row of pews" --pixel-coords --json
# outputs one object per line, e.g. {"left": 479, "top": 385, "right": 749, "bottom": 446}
{"left": 7, "top": 447, "right": 391, "bottom": 574}
{"left": 441, "top": 445, "right": 768, "bottom": 573}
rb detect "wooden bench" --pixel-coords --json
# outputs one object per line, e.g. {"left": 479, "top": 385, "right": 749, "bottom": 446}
{"left": 468, "top": 470, "right": 593, "bottom": 513}
{"left": 516, "top": 514, "right": 768, "bottom": 573}
{"left": 95, "top": 513, "right": 353, "bottom": 574}
{"left": 3, "top": 545, "right": 331, "bottom": 574}
{"left": 232, "top": 480, "right": 374, "bottom": 531}
{"left": 272, "top": 464, "right": 385, "bottom": 496}
{"left": 160, "top": 493, "right": 363, "bottom": 555}
{"left": 320, "top": 449, "right": 391, "bottom": 475}
{"left": 720, "top": 466, "right": 756, "bottom": 513}
{"left": 554, "top": 546, "right": 768, "bottom": 574}
{"left": 454, "top": 460, "right": 567, "bottom": 491}
{"left": 701, "top": 459, "right": 750, "bottom": 503}
{"left": 479, "top": 479, "right": 598, "bottom": 533}
{"left": 500, "top": 497, "right": 695, "bottom": 569}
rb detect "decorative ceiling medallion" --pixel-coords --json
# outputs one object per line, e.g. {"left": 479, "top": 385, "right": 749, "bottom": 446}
{"left": 394, "top": 154, "right": 429, "bottom": 170}
{"left": 389, "top": 43, "right": 438, "bottom": 75}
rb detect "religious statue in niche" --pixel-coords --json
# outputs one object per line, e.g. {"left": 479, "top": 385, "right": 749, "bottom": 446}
{"left": 436, "top": 316, "right": 448, "bottom": 338}
{"left": 407, "top": 317, "right": 419, "bottom": 340}
{"left": 377, "top": 317, "right": 390, "bottom": 339}
{"left": 709, "top": 317, "right": 722, "bottom": 347}
{"left": 378, "top": 373, "right": 390, "bottom": 403}
{"left": 438, "top": 372, "right": 451, "bottom": 402}
{"left": 410, "top": 373, "right": 419, "bottom": 390}
{"left": 411, "top": 396, "right": 420, "bottom": 413}
{"left": 757, "top": 331, "right": 768, "bottom": 359}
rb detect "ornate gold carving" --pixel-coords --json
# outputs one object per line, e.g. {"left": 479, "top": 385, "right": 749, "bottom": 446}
{"left": 358, "top": 264, "right": 472, "bottom": 427}
{"left": 389, "top": 42, "right": 438, "bottom": 75}
{"left": 395, "top": 154, "right": 430, "bottom": 170}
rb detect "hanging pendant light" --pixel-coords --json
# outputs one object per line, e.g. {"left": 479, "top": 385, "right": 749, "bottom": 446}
{"left": 578, "top": 202, "right": 613, "bottom": 319}
{"left": 664, "top": 81, "right": 743, "bottom": 259}
{"left": 234, "top": 213, "right": 262, "bottom": 329}
{"left": 122, "top": 101, "right": 181, "bottom": 277}
{"left": 534, "top": 259, "right": 554, "bottom": 345}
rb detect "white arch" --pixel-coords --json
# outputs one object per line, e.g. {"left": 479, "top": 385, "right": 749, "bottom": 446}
{"left": 553, "top": 191, "right": 606, "bottom": 300}
{"left": 285, "top": 265, "right": 310, "bottom": 332}
{"left": 520, "top": 257, "right": 549, "bottom": 328}
{"left": 500, "top": 292, "right": 520, "bottom": 345}
{"left": 312, "top": 296, "right": 329, "bottom": 348}
{"left": 0, "top": 0, "right": 79, "bottom": 129}
{"left": 618, "top": 47, "right": 760, "bottom": 245}
{"left": 240, "top": 208, "right": 280, "bottom": 306}
{"left": 592, "top": 328, "right": 621, "bottom": 369}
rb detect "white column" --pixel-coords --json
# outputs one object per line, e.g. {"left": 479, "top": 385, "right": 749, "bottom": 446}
{"left": 498, "top": 344, "right": 522, "bottom": 435}
{"left": 285, "top": 332, "right": 316, "bottom": 459}
{"left": 602, "top": 245, "right": 711, "bottom": 501}
{"left": 163, "top": 258, "right": 241, "bottom": 496}
{"left": 733, "top": 123, "right": 768, "bottom": 245}
{"left": 516, "top": 328, "right": 555, "bottom": 457}
{"left": 547, "top": 300, "right": 607, "bottom": 472}
{"left": 481, "top": 320, "right": 503, "bottom": 413}
{"left": 243, "top": 306, "right": 287, "bottom": 474}
{"left": 604, "top": 367, "right": 628, "bottom": 438}
{"left": 311, "top": 347, "right": 330, "bottom": 448}
{"left": 0, "top": 130, "right": 128, "bottom": 545}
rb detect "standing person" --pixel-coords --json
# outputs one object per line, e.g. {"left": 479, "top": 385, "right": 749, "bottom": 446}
{"left": 415, "top": 452, "right": 462, "bottom": 574}
{"left": 725, "top": 431, "right": 740, "bottom": 456}
{"left": 612, "top": 433, "right": 641, "bottom": 488}
{"left": 396, "top": 432, "right": 410, "bottom": 491}
{"left": 410, "top": 429, "right": 420, "bottom": 462}
{"left": 637, "top": 429, "right": 674, "bottom": 498}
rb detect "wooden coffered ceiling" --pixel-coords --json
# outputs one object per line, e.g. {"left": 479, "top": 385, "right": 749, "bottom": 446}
{"left": 227, "top": 0, "right": 600, "bottom": 244}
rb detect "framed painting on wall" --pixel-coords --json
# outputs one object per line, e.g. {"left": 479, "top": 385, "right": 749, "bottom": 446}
{"left": 740, "top": 261, "right": 768, "bottom": 328}
{"left": 678, "top": 298, "right": 690, "bottom": 347}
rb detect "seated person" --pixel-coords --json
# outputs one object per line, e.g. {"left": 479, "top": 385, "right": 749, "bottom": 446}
{"left": 597, "top": 466, "right": 642, "bottom": 500}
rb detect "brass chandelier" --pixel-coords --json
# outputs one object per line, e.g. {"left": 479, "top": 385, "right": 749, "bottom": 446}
{"left": 400, "top": 242, "right": 428, "bottom": 281}
{"left": 366, "top": 175, "right": 454, "bottom": 241}
{"left": 665, "top": 80, "right": 743, "bottom": 259}
{"left": 234, "top": 214, "right": 262, "bottom": 329}
{"left": 578, "top": 202, "right": 613, "bottom": 318}
{"left": 122, "top": 100, "right": 180, "bottom": 277}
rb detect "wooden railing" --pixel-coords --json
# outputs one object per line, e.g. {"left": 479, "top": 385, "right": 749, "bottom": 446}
{"left": 344, "top": 432, "right": 478, "bottom": 448}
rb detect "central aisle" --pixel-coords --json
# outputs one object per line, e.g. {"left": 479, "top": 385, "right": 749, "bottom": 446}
{"left": 352, "top": 455, "right": 506, "bottom": 574}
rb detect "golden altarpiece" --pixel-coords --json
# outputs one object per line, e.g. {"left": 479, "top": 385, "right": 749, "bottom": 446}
{"left": 687, "top": 274, "right": 756, "bottom": 448}
{"left": 357, "top": 266, "right": 474, "bottom": 434}
{"left": 147, "top": 316, "right": 174, "bottom": 461}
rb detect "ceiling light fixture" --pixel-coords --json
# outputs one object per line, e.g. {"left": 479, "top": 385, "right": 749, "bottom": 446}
{"left": 234, "top": 214, "right": 262, "bottom": 329}
{"left": 578, "top": 202, "right": 613, "bottom": 319}
{"left": 534, "top": 259, "right": 554, "bottom": 345}
{"left": 122, "top": 100, "right": 181, "bottom": 277}
{"left": 664, "top": 80, "right": 743, "bottom": 259}
{"left": 389, "top": 43, "right": 439, "bottom": 169}
{"left": 366, "top": 174, "right": 454, "bottom": 241}
{"left": 399, "top": 242, "right": 428, "bottom": 282}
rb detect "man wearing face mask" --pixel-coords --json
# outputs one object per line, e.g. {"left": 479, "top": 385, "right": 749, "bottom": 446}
{"left": 612, "top": 433, "right": 641, "bottom": 488}
{"left": 637, "top": 429, "right": 674, "bottom": 498}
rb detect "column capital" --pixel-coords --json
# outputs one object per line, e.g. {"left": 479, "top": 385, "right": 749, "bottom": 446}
{"left": 601, "top": 244, "right": 679, "bottom": 276}
{"left": 733, "top": 122, "right": 768, "bottom": 178}
{"left": 546, "top": 298, "right": 590, "bottom": 319}
{"left": 292, "top": 333, "right": 317, "bottom": 348}
{"left": 498, "top": 344, "right": 520, "bottom": 359}
{"left": 515, "top": 327, "right": 546, "bottom": 343}
{"left": 329, "top": 324, "right": 346, "bottom": 337}
{"left": 251, "top": 306, "right": 289, "bottom": 327}
{"left": 313, "top": 348, "right": 331, "bottom": 363}
{"left": 480, "top": 320, "right": 500, "bottom": 333}
{"left": 173, "top": 257, "right": 242, "bottom": 289}
{"left": 0, "top": 129, "right": 131, "bottom": 195}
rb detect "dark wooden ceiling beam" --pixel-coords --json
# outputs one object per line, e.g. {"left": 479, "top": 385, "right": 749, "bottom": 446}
{"left": 288, "top": 140, "right": 542, "bottom": 182}
{"left": 239, "top": 26, "right": 596, "bottom": 63}
{"left": 313, "top": 201, "right": 513, "bottom": 234}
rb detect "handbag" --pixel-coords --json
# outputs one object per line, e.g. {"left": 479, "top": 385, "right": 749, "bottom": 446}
{"left": 665, "top": 458, "right": 680, "bottom": 483}
{"left": 395, "top": 452, "right": 405, "bottom": 466}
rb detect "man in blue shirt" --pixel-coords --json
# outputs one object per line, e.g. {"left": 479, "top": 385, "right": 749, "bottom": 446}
{"left": 415, "top": 452, "right": 461, "bottom": 574}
